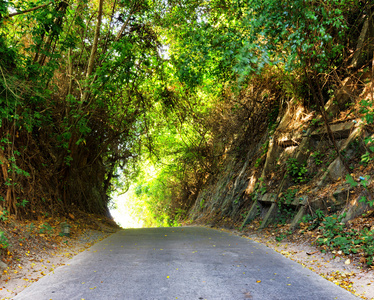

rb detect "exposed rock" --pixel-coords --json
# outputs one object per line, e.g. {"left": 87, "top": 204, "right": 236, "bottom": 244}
{"left": 277, "top": 132, "right": 303, "bottom": 148}
{"left": 259, "top": 193, "right": 277, "bottom": 203}
{"left": 262, "top": 139, "right": 280, "bottom": 177}
{"left": 259, "top": 202, "right": 279, "bottom": 229}
{"left": 290, "top": 205, "right": 307, "bottom": 230}
{"left": 324, "top": 79, "right": 356, "bottom": 121}
{"left": 240, "top": 200, "right": 260, "bottom": 229}
{"left": 332, "top": 184, "right": 351, "bottom": 208}
{"left": 341, "top": 177, "right": 374, "bottom": 223}
{"left": 350, "top": 12, "right": 374, "bottom": 69}
{"left": 339, "top": 125, "right": 363, "bottom": 154}
{"left": 294, "top": 136, "right": 311, "bottom": 163}
{"left": 311, "top": 122, "right": 354, "bottom": 140}
{"left": 318, "top": 157, "right": 346, "bottom": 185}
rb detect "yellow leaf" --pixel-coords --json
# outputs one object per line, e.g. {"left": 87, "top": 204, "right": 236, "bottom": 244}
{"left": 256, "top": 280, "right": 261, "bottom": 283}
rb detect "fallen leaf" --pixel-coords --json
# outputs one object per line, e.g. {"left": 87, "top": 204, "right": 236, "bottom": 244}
{"left": 360, "top": 257, "right": 366, "bottom": 264}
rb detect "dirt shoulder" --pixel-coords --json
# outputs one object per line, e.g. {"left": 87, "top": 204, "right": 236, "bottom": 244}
{"left": 0, "top": 213, "right": 119, "bottom": 299}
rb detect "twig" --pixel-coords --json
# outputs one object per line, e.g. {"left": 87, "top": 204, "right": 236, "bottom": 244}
{"left": 4, "top": 2, "right": 53, "bottom": 19}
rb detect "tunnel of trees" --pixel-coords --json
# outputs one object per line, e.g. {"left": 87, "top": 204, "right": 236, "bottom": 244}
{"left": 0, "top": 0, "right": 373, "bottom": 225}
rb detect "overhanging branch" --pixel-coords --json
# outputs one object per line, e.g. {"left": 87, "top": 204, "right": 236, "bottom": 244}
{"left": 4, "top": 2, "right": 53, "bottom": 19}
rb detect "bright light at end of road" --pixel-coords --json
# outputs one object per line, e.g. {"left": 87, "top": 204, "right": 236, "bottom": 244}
{"left": 109, "top": 193, "right": 144, "bottom": 228}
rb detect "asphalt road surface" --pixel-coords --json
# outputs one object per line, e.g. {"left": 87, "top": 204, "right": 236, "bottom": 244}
{"left": 13, "top": 227, "right": 358, "bottom": 300}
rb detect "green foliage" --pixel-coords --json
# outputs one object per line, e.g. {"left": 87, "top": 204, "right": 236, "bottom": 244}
{"left": 254, "top": 177, "right": 267, "bottom": 195}
{"left": 311, "top": 118, "right": 323, "bottom": 126}
{"left": 310, "top": 151, "right": 323, "bottom": 166}
{"left": 319, "top": 213, "right": 346, "bottom": 239}
{"left": 174, "top": 208, "right": 187, "bottom": 221}
{"left": 39, "top": 222, "right": 54, "bottom": 235}
{"left": 234, "top": 0, "right": 355, "bottom": 80}
{"left": 346, "top": 174, "right": 374, "bottom": 207}
{"left": 280, "top": 188, "right": 298, "bottom": 205}
{"left": 276, "top": 189, "right": 298, "bottom": 225}
{"left": 0, "top": 0, "right": 370, "bottom": 226}
{"left": 275, "top": 231, "right": 292, "bottom": 242}
{"left": 200, "top": 199, "right": 206, "bottom": 209}
{"left": 316, "top": 213, "right": 374, "bottom": 265}
{"left": 0, "top": 231, "right": 9, "bottom": 249}
{"left": 358, "top": 196, "right": 374, "bottom": 208}
{"left": 0, "top": 209, "right": 8, "bottom": 221}
{"left": 268, "top": 104, "right": 280, "bottom": 133}
{"left": 301, "top": 209, "right": 325, "bottom": 231}
{"left": 361, "top": 151, "right": 374, "bottom": 166}
{"left": 360, "top": 99, "right": 374, "bottom": 125}
{"left": 26, "top": 223, "right": 35, "bottom": 233}
{"left": 16, "top": 199, "right": 29, "bottom": 208}
{"left": 359, "top": 95, "right": 374, "bottom": 170}
{"left": 286, "top": 158, "right": 308, "bottom": 183}
{"left": 255, "top": 141, "right": 270, "bottom": 169}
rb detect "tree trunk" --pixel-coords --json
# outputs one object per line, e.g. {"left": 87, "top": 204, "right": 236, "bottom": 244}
{"left": 83, "top": 0, "right": 104, "bottom": 102}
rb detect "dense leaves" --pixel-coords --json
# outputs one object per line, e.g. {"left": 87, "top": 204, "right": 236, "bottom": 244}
{"left": 0, "top": 0, "right": 373, "bottom": 226}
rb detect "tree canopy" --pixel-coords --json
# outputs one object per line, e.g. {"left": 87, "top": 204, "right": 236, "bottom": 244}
{"left": 0, "top": 0, "right": 372, "bottom": 224}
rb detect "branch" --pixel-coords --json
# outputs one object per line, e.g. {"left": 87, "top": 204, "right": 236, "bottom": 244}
{"left": 4, "top": 2, "right": 53, "bottom": 19}
{"left": 85, "top": 0, "right": 104, "bottom": 80}
{"left": 82, "top": 0, "right": 104, "bottom": 102}
{"left": 114, "top": 11, "right": 134, "bottom": 42}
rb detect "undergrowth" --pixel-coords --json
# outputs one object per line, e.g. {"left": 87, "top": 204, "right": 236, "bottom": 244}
{"left": 316, "top": 213, "right": 374, "bottom": 266}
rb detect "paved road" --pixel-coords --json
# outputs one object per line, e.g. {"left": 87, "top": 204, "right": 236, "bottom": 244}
{"left": 13, "top": 227, "right": 358, "bottom": 300}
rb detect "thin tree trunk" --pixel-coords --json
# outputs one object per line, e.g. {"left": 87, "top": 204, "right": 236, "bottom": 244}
{"left": 83, "top": 0, "right": 104, "bottom": 102}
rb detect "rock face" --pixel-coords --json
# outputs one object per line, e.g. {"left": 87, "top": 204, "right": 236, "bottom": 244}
{"left": 188, "top": 96, "right": 372, "bottom": 231}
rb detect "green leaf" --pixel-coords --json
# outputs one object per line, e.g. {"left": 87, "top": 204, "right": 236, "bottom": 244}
{"left": 345, "top": 174, "right": 358, "bottom": 188}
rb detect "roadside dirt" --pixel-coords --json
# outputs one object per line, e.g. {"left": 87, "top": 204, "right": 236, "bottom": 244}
{"left": 0, "top": 213, "right": 119, "bottom": 299}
